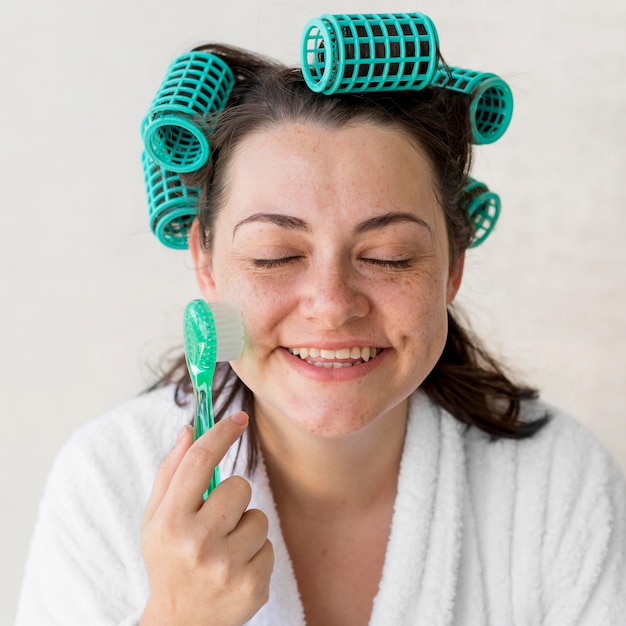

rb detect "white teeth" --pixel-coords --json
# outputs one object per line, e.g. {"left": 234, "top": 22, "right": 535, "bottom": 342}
{"left": 311, "top": 360, "right": 352, "bottom": 368}
{"left": 288, "top": 346, "right": 381, "bottom": 362}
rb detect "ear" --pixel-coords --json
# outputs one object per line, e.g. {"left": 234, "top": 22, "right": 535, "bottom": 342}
{"left": 446, "top": 252, "right": 465, "bottom": 305}
{"left": 189, "top": 218, "right": 218, "bottom": 301}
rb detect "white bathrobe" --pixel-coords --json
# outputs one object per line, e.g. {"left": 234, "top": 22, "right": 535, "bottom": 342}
{"left": 15, "top": 386, "right": 626, "bottom": 625}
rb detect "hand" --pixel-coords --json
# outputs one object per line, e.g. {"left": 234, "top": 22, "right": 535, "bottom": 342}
{"left": 140, "top": 412, "right": 274, "bottom": 626}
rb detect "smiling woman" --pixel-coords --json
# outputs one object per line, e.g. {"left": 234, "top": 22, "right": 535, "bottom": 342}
{"left": 160, "top": 45, "right": 547, "bottom": 463}
{"left": 16, "top": 35, "right": 626, "bottom": 626}
{"left": 190, "top": 120, "right": 462, "bottom": 443}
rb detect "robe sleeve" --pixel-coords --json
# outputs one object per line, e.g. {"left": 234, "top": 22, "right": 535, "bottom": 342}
{"left": 542, "top": 418, "right": 626, "bottom": 625}
{"left": 14, "top": 402, "right": 173, "bottom": 626}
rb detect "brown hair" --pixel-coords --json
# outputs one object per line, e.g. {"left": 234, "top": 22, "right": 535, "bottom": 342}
{"left": 150, "top": 44, "right": 548, "bottom": 470}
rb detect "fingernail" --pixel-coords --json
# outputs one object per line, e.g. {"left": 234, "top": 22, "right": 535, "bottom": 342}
{"left": 175, "top": 426, "right": 189, "bottom": 447}
{"left": 230, "top": 412, "right": 249, "bottom": 426}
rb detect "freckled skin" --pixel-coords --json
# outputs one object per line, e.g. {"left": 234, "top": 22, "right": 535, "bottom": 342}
{"left": 191, "top": 121, "right": 464, "bottom": 440}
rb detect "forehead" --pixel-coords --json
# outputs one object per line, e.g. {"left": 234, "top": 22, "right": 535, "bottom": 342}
{"left": 223, "top": 120, "right": 438, "bottom": 214}
{"left": 230, "top": 119, "right": 432, "bottom": 173}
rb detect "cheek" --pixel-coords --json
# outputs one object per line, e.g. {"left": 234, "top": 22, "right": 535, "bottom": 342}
{"left": 214, "top": 269, "right": 294, "bottom": 346}
{"left": 388, "top": 272, "right": 450, "bottom": 352}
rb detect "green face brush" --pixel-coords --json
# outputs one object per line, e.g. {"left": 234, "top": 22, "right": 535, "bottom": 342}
{"left": 183, "top": 299, "right": 244, "bottom": 498}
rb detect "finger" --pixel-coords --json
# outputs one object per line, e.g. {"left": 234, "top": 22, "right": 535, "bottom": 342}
{"left": 201, "top": 475, "right": 253, "bottom": 533}
{"left": 143, "top": 425, "right": 193, "bottom": 524}
{"left": 165, "top": 412, "right": 249, "bottom": 512}
{"left": 228, "top": 508, "right": 270, "bottom": 561}
{"left": 250, "top": 538, "right": 274, "bottom": 580}
{"left": 239, "top": 539, "right": 274, "bottom": 618}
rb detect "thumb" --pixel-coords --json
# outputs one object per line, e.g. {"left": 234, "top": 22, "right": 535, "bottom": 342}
{"left": 143, "top": 425, "right": 193, "bottom": 524}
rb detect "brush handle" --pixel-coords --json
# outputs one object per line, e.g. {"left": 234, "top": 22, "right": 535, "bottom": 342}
{"left": 193, "top": 382, "right": 221, "bottom": 499}
{"left": 183, "top": 299, "right": 243, "bottom": 499}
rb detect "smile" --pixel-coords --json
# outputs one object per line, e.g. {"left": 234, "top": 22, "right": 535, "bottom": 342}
{"left": 287, "top": 346, "right": 382, "bottom": 368}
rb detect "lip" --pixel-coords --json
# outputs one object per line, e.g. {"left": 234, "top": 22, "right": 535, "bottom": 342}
{"left": 279, "top": 346, "right": 389, "bottom": 382}
{"left": 284, "top": 338, "right": 386, "bottom": 348}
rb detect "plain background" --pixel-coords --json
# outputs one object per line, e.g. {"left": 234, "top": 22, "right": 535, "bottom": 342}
{"left": 2, "top": 0, "right": 625, "bottom": 621}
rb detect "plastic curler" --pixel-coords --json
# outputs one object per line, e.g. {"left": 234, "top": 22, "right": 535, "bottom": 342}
{"left": 432, "top": 66, "right": 513, "bottom": 145}
{"left": 142, "top": 151, "right": 200, "bottom": 249}
{"left": 141, "top": 52, "right": 234, "bottom": 173}
{"left": 301, "top": 13, "right": 439, "bottom": 94}
{"left": 463, "top": 177, "right": 501, "bottom": 247}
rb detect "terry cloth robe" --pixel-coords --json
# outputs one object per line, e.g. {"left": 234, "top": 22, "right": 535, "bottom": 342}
{"left": 15, "top": 386, "right": 626, "bottom": 625}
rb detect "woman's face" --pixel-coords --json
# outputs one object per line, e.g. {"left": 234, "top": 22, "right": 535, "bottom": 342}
{"left": 191, "top": 121, "right": 464, "bottom": 438}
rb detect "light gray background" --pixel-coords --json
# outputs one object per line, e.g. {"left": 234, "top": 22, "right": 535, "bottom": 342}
{"left": 2, "top": 0, "right": 625, "bottom": 622}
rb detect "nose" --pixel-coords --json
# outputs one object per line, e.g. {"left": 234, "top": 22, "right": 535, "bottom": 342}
{"left": 299, "top": 260, "right": 370, "bottom": 330}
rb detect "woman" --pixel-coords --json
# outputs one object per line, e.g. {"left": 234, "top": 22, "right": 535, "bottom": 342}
{"left": 16, "top": 44, "right": 626, "bottom": 625}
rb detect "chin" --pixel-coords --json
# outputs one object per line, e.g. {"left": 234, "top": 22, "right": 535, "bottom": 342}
{"left": 280, "top": 394, "right": 411, "bottom": 439}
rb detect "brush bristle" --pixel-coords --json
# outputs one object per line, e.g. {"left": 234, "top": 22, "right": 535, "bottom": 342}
{"left": 207, "top": 301, "right": 244, "bottom": 362}
{"left": 183, "top": 299, "right": 244, "bottom": 370}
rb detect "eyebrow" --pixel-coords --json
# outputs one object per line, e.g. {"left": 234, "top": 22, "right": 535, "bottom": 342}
{"left": 233, "top": 213, "right": 312, "bottom": 237}
{"left": 233, "top": 211, "right": 432, "bottom": 238}
{"left": 353, "top": 212, "right": 433, "bottom": 237}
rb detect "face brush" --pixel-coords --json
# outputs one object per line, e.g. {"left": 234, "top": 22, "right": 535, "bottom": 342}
{"left": 183, "top": 299, "right": 244, "bottom": 498}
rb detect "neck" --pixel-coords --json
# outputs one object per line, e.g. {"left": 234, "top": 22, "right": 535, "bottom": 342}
{"left": 255, "top": 399, "right": 409, "bottom": 517}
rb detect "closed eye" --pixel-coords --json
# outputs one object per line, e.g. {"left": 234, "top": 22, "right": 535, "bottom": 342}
{"left": 253, "top": 256, "right": 304, "bottom": 269}
{"left": 253, "top": 257, "right": 412, "bottom": 269}
{"left": 362, "top": 258, "right": 412, "bottom": 269}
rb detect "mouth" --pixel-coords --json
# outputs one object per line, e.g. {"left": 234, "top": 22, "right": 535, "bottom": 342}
{"left": 286, "top": 346, "right": 383, "bottom": 368}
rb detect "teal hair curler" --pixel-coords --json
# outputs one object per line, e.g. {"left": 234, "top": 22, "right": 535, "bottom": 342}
{"left": 301, "top": 13, "right": 439, "bottom": 94}
{"left": 142, "top": 151, "right": 200, "bottom": 249}
{"left": 432, "top": 66, "right": 513, "bottom": 145}
{"left": 462, "top": 177, "right": 501, "bottom": 247}
{"left": 141, "top": 52, "right": 234, "bottom": 173}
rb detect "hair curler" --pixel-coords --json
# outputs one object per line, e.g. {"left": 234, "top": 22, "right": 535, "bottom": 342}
{"left": 141, "top": 52, "right": 234, "bottom": 173}
{"left": 462, "top": 177, "right": 501, "bottom": 247}
{"left": 301, "top": 13, "right": 439, "bottom": 94}
{"left": 432, "top": 66, "right": 513, "bottom": 145}
{"left": 142, "top": 151, "right": 200, "bottom": 249}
